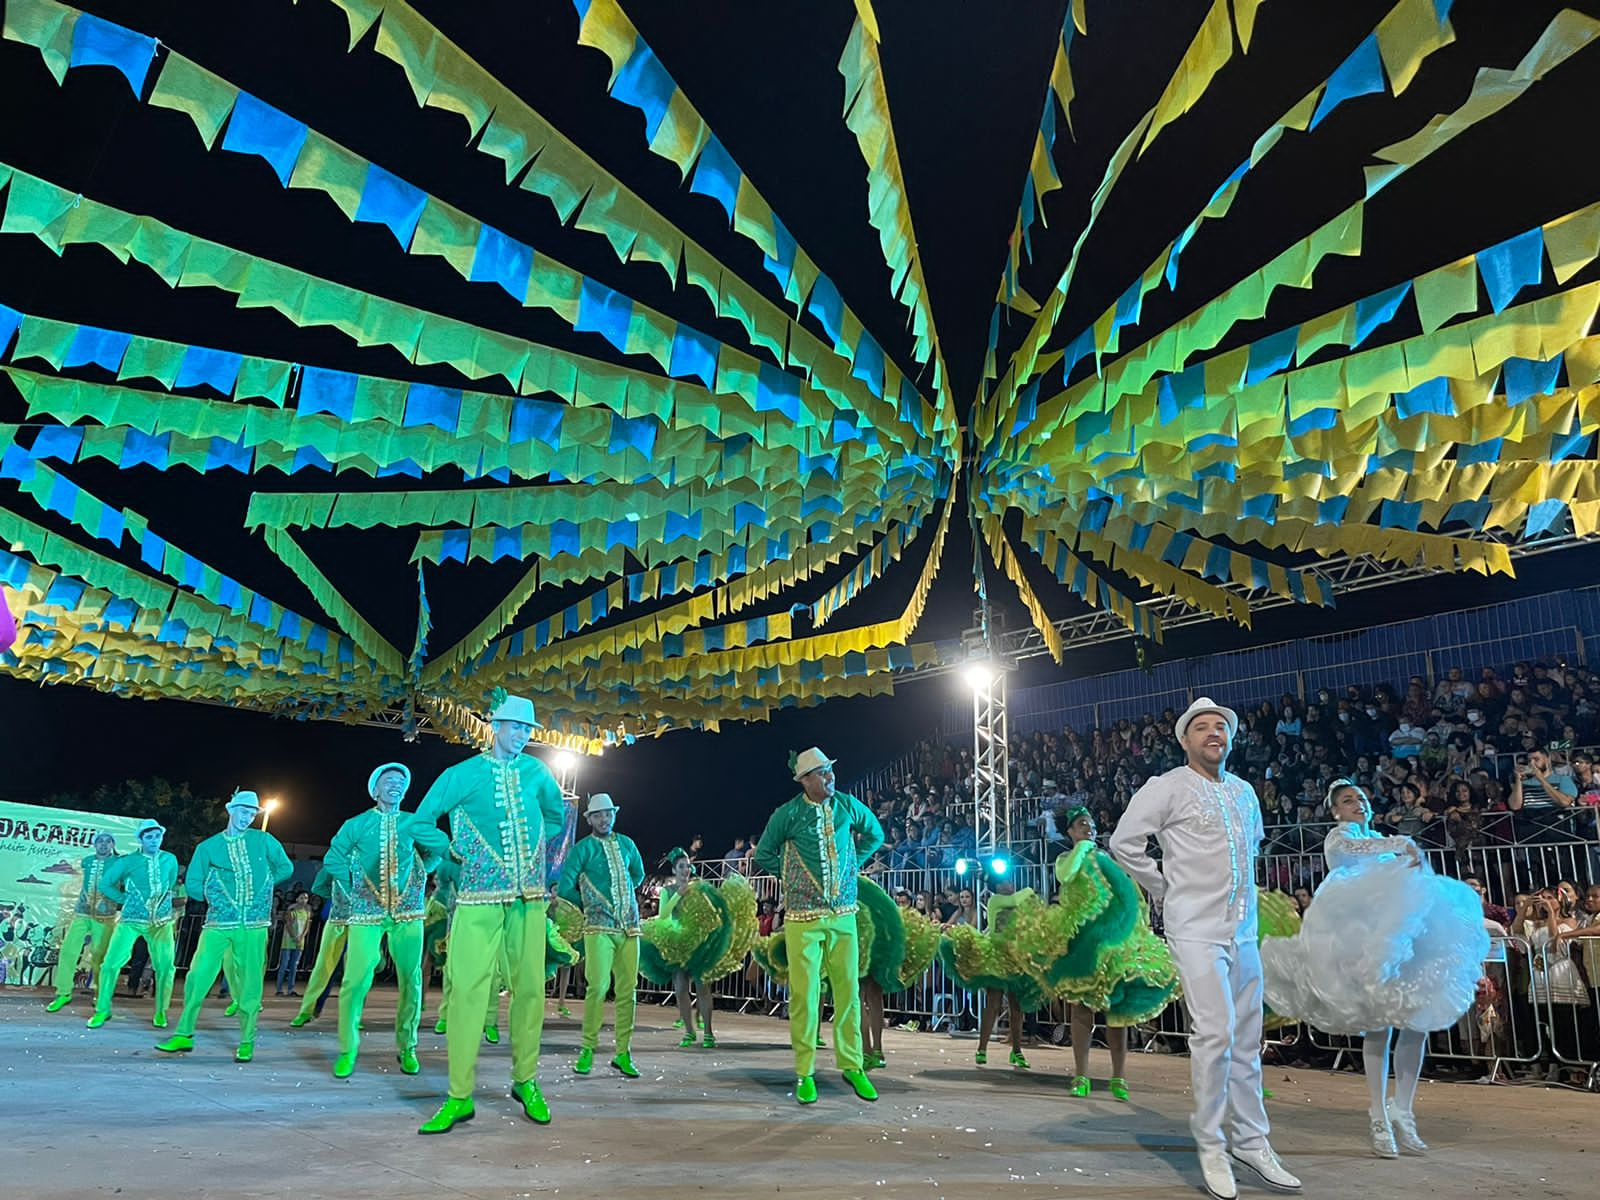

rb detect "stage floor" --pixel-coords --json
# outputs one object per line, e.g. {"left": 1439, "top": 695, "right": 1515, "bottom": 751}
{"left": 0, "top": 988, "right": 1587, "bottom": 1199}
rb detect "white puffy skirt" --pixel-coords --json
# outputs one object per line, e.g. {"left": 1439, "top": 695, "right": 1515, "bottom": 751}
{"left": 1261, "top": 858, "right": 1489, "bottom": 1034}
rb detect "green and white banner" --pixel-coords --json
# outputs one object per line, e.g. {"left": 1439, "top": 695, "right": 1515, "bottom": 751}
{"left": 0, "top": 801, "right": 147, "bottom": 987}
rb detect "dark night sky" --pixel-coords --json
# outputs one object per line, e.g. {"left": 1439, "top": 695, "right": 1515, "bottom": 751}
{"left": 2, "top": 1, "right": 1598, "bottom": 861}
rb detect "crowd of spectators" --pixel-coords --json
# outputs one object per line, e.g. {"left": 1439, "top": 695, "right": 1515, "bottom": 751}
{"left": 850, "top": 659, "right": 1600, "bottom": 879}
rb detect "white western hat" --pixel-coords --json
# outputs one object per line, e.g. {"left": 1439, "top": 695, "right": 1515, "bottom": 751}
{"left": 488, "top": 693, "right": 541, "bottom": 728}
{"left": 1175, "top": 696, "right": 1239, "bottom": 741}
{"left": 584, "top": 793, "right": 618, "bottom": 815}
{"left": 792, "top": 747, "right": 836, "bottom": 781}
{"left": 134, "top": 819, "right": 166, "bottom": 838}
{"left": 225, "top": 790, "right": 262, "bottom": 812}
{"left": 368, "top": 762, "right": 411, "bottom": 798}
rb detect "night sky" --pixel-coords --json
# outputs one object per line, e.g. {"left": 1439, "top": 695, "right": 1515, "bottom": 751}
{"left": 2, "top": 0, "right": 1597, "bottom": 861}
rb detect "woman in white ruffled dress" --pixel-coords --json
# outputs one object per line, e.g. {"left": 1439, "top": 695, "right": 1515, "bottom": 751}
{"left": 1261, "top": 779, "right": 1488, "bottom": 1158}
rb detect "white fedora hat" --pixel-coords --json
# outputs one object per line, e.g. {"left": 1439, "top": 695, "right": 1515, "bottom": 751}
{"left": 792, "top": 747, "right": 836, "bottom": 781}
{"left": 488, "top": 693, "right": 542, "bottom": 728}
{"left": 368, "top": 762, "right": 411, "bottom": 798}
{"left": 1175, "top": 696, "right": 1239, "bottom": 741}
{"left": 224, "top": 790, "right": 262, "bottom": 812}
{"left": 134, "top": 819, "right": 166, "bottom": 838}
{"left": 584, "top": 793, "right": 618, "bottom": 816}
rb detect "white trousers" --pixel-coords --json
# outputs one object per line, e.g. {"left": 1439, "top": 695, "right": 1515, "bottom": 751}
{"left": 1170, "top": 936, "right": 1271, "bottom": 1154}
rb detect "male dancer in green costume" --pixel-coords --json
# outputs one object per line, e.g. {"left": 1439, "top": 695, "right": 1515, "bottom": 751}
{"left": 412, "top": 694, "right": 565, "bottom": 1133}
{"left": 754, "top": 747, "right": 884, "bottom": 1105}
{"left": 557, "top": 793, "right": 644, "bottom": 1078}
{"left": 89, "top": 820, "right": 180, "bottom": 1028}
{"left": 324, "top": 762, "right": 449, "bottom": 1078}
{"left": 44, "top": 832, "right": 119, "bottom": 1012}
{"left": 156, "top": 791, "right": 293, "bottom": 1062}
{"left": 290, "top": 865, "right": 350, "bottom": 1026}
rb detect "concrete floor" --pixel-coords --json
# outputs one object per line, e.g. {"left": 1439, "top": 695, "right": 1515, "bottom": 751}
{"left": 0, "top": 987, "right": 1589, "bottom": 1199}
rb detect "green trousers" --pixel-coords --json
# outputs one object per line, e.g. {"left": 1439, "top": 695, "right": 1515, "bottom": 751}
{"left": 580, "top": 931, "right": 639, "bottom": 1054}
{"left": 437, "top": 946, "right": 504, "bottom": 1029}
{"left": 94, "top": 921, "right": 176, "bottom": 1020}
{"left": 52, "top": 917, "right": 113, "bottom": 1000}
{"left": 176, "top": 926, "right": 269, "bottom": 1044}
{"left": 784, "top": 912, "right": 863, "bottom": 1076}
{"left": 293, "top": 923, "right": 348, "bottom": 1022}
{"left": 339, "top": 919, "right": 424, "bottom": 1057}
{"left": 443, "top": 900, "right": 547, "bottom": 1099}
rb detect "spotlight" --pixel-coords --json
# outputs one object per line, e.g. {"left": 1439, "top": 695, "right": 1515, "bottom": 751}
{"left": 989, "top": 855, "right": 1010, "bottom": 878}
{"left": 962, "top": 661, "right": 995, "bottom": 691}
{"left": 554, "top": 751, "right": 577, "bottom": 772}
{"left": 954, "top": 857, "right": 971, "bottom": 877}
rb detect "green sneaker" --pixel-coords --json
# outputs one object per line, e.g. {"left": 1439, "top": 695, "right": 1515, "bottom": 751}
{"left": 701, "top": 1034, "right": 717, "bottom": 1049}
{"left": 418, "top": 1096, "right": 475, "bottom": 1135}
{"left": 865, "top": 1051, "right": 885, "bottom": 1070}
{"left": 1067, "top": 1074, "right": 1091, "bottom": 1097}
{"left": 290, "top": 1013, "right": 313, "bottom": 1028}
{"left": 154, "top": 1035, "right": 194, "bottom": 1054}
{"left": 86, "top": 1012, "right": 109, "bottom": 1029}
{"left": 574, "top": 1046, "right": 594, "bottom": 1074}
{"left": 974, "top": 1050, "right": 988, "bottom": 1066}
{"left": 842, "top": 1069, "right": 878, "bottom": 1101}
{"left": 45, "top": 996, "right": 70, "bottom": 1013}
{"left": 679, "top": 1033, "right": 696, "bottom": 1048}
{"left": 433, "top": 1018, "right": 447, "bottom": 1034}
{"left": 234, "top": 1042, "right": 254, "bottom": 1063}
{"left": 483, "top": 1025, "right": 499, "bottom": 1045}
{"left": 152, "top": 1013, "right": 168, "bottom": 1030}
{"left": 610, "top": 1052, "right": 640, "bottom": 1079}
{"left": 224, "top": 1001, "right": 239, "bottom": 1018}
{"left": 796, "top": 1075, "right": 818, "bottom": 1105}
{"left": 1010, "top": 1051, "right": 1031, "bottom": 1070}
{"left": 1108, "top": 1076, "right": 1129, "bottom": 1101}
{"left": 398, "top": 1049, "right": 420, "bottom": 1075}
{"left": 511, "top": 1080, "right": 550, "bottom": 1124}
{"left": 333, "top": 1053, "right": 356, "bottom": 1078}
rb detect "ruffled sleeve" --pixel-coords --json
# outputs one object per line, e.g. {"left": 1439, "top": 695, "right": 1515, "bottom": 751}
{"left": 1323, "top": 824, "right": 1411, "bottom": 870}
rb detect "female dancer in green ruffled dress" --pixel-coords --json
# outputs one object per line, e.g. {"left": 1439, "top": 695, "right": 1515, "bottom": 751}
{"left": 998, "top": 806, "right": 1180, "bottom": 1100}
{"left": 637, "top": 849, "right": 758, "bottom": 1048}
{"left": 940, "top": 875, "right": 1045, "bottom": 1069}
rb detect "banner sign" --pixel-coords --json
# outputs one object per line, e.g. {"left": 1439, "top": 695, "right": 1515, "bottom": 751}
{"left": 0, "top": 800, "right": 148, "bottom": 988}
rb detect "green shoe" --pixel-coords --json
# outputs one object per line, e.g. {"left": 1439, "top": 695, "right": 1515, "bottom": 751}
{"left": 557, "top": 1005, "right": 571, "bottom": 1018}
{"left": 673, "top": 1017, "right": 685, "bottom": 1028}
{"left": 815, "top": 1036, "right": 826, "bottom": 1049}
{"left": 679, "top": 1033, "right": 696, "bottom": 1048}
{"left": 87, "top": 1012, "right": 109, "bottom": 1029}
{"left": 1108, "top": 1076, "right": 1130, "bottom": 1101}
{"left": 1067, "top": 1075, "right": 1091, "bottom": 1097}
{"left": 701, "top": 1034, "right": 717, "bottom": 1049}
{"left": 154, "top": 1035, "right": 194, "bottom": 1054}
{"left": 334, "top": 1053, "right": 356, "bottom": 1078}
{"left": 45, "top": 996, "right": 70, "bottom": 1013}
{"left": 574, "top": 1046, "right": 594, "bottom": 1074}
{"left": 290, "top": 1013, "right": 313, "bottom": 1028}
{"left": 235, "top": 1042, "right": 254, "bottom": 1063}
{"left": 511, "top": 1080, "right": 551, "bottom": 1124}
{"left": 796, "top": 1075, "right": 818, "bottom": 1105}
{"left": 842, "top": 1068, "right": 878, "bottom": 1101}
{"left": 398, "top": 1049, "right": 420, "bottom": 1075}
{"left": 1262, "top": 1087, "right": 1274, "bottom": 1100}
{"left": 1010, "top": 1051, "right": 1031, "bottom": 1070}
{"left": 483, "top": 1025, "right": 499, "bottom": 1045}
{"left": 974, "top": 1050, "right": 988, "bottom": 1066}
{"left": 418, "top": 1096, "right": 475, "bottom": 1135}
{"left": 433, "top": 1018, "right": 447, "bottom": 1034}
{"left": 152, "top": 1013, "right": 168, "bottom": 1030}
{"left": 225, "top": 1001, "right": 239, "bottom": 1018}
{"left": 610, "top": 1052, "right": 640, "bottom": 1079}
{"left": 866, "top": 1051, "right": 885, "bottom": 1070}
